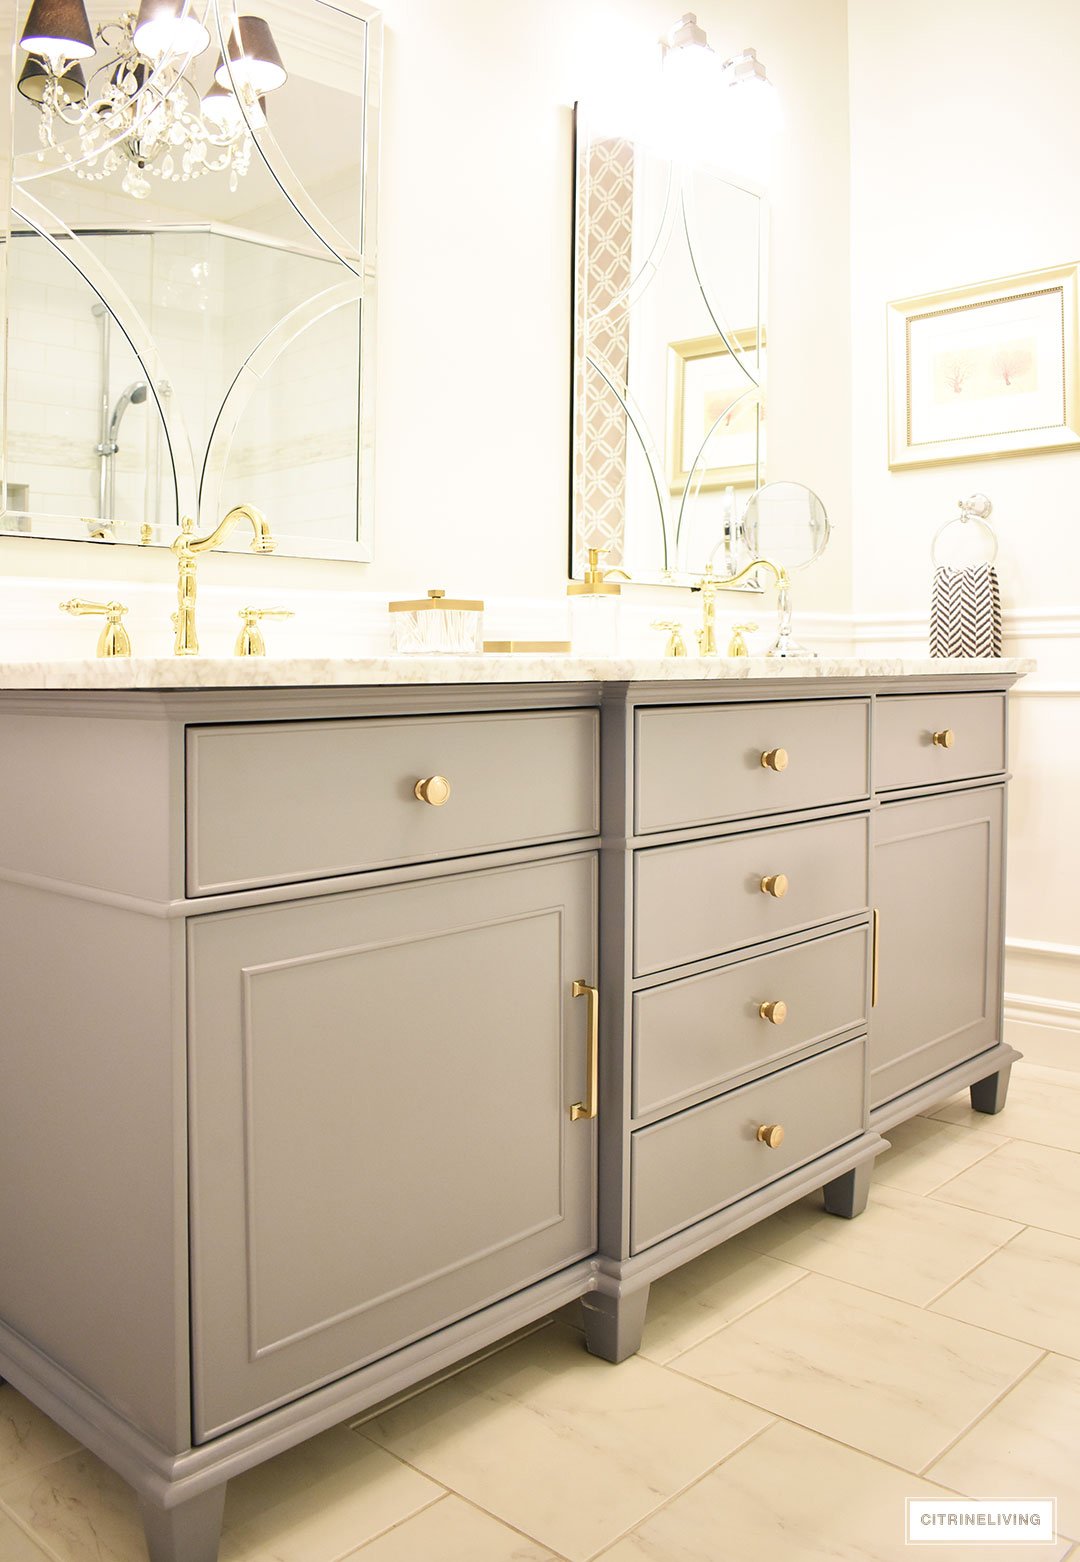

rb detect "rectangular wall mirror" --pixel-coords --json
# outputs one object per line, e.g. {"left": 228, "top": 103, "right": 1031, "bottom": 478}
{"left": 571, "top": 105, "right": 766, "bottom": 588}
{"left": 1, "top": 0, "right": 380, "bottom": 559}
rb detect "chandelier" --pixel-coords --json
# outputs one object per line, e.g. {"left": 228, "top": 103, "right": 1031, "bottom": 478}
{"left": 17, "top": 0, "right": 288, "bottom": 199}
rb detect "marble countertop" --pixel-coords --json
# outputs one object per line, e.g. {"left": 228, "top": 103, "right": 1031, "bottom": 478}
{"left": 0, "top": 653, "right": 1035, "bottom": 690}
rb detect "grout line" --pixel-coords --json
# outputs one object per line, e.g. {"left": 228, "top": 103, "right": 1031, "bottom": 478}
{"left": 454, "top": 1493, "right": 576, "bottom": 1561}
{"left": 921, "top": 1221, "right": 1031, "bottom": 1310}
{"left": 336, "top": 1493, "right": 453, "bottom": 1560}
{"left": 916, "top": 1134, "right": 1016, "bottom": 1196}
{"left": 642, "top": 1259, "right": 810, "bottom": 1366}
{"left": 917, "top": 1349, "right": 1051, "bottom": 1479}
{"left": 0, "top": 1495, "right": 63, "bottom": 1562}
{"left": 576, "top": 1416, "right": 780, "bottom": 1562}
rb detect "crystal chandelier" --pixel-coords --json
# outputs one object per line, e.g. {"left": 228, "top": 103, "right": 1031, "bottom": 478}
{"left": 17, "top": 0, "right": 287, "bottom": 199}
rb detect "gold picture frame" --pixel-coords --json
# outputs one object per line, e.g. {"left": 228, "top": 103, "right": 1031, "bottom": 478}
{"left": 668, "top": 329, "right": 765, "bottom": 493}
{"left": 887, "top": 263, "right": 1080, "bottom": 469}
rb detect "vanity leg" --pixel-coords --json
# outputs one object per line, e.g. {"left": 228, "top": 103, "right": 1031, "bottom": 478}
{"left": 581, "top": 1283, "right": 651, "bottom": 1363}
{"left": 138, "top": 1485, "right": 227, "bottom": 1562}
{"left": 970, "top": 1064, "right": 1012, "bottom": 1116}
{"left": 822, "top": 1160, "right": 872, "bottom": 1220}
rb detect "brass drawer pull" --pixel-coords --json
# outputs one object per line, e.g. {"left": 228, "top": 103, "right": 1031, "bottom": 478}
{"left": 414, "top": 775, "right": 452, "bottom": 806}
{"left": 760, "top": 747, "right": 789, "bottom": 771}
{"left": 932, "top": 728, "right": 956, "bottom": 748}
{"left": 760, "top": 873, "right": 789, "bottom": 898}
{"left": 759, "top": 1000, "right": 788, "bottom": 1025}
{"left": 570, "top": 980, "right": 599, "bottom": 1121}
{"left": 756, "top": 1123, "right": 785, "bottom": 1148}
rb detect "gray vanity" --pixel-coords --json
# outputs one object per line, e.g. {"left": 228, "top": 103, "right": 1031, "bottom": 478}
{"left": 0, "top": 656, "right": 1022, "bottom": 1562}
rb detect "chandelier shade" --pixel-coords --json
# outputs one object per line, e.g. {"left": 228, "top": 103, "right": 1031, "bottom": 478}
{"left": 17, "top": 52, "right": 87, "bottom": 102}
{"left": 19, "top": 0, "right": 95, "bottom": 66}
{"left": 133, "top": 0, "right": 211, "bottom": 62}
{"left": 215, "top": 15, "right": 286, "bottom": 94}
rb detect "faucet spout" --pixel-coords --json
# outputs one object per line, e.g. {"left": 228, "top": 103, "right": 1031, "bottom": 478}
{"left": 691, "top": 558, "right": 789, "bottom": 657}
{"left": 171, "top": 505, "right": 276, "bottom": 656}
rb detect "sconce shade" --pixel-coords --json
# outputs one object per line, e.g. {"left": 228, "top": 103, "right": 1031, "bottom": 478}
{"left": 19, "top": 0, "right": 95, "bottom": 63}
{"left": 133, "top": 0, "right": 210, "bottom": 61}
{"left": 17, "top": 53, "right": 87, "bottom": 101}
{"left": 215, "top": 15, "right": 286, "bottom": 93}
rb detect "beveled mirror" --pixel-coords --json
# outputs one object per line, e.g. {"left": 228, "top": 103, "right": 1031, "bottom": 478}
{"left": 1, "top": 0, "right": 380, "bottom": 558}
{"left": 570, "top": 102, "right": 766, "bottom": 588}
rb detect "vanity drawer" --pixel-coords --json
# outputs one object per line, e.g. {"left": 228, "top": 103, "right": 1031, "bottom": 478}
{"left": 633, "top": 926, "right": 868, "bottom": 1117}
{"left": 630, "top": 1036, "right": 867, "bottom": 1251}
{"left": 634, "top": 813, "right": 870, "bottom": 977}
{"left": 875, "top": 693, "right": 1006, "bottom": 792}
{"left": 635, "top": 699, "right": 870, "bottom": 833}
{"left": 186, "top": 709, "right": 598, "bottom": 895}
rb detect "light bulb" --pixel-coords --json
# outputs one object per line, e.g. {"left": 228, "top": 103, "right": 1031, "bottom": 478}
{"left": 133, "top": 0, "right": 209, "bottom": 61}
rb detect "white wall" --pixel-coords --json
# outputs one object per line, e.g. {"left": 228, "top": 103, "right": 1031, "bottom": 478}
{"left": 0, "top": 0, "right": 852, "bottom": 630}
{"left": 847, "top": 0, "right": 1080, "bottom": 1054}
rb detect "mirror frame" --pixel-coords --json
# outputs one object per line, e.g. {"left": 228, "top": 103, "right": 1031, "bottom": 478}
{"left": 0, "top": 0, "right": 382, "bottom": 562}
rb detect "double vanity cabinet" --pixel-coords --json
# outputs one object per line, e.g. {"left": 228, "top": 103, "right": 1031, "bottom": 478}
{"left": 0, "top": 658, "right": 1023, "bottom": 1562}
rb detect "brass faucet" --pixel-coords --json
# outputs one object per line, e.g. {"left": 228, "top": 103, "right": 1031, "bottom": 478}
{"left": 691, "top": 558, "right": 788, "bottom": 656}
{"left": 171, "top": 504, "right": 276, "bottom": 656}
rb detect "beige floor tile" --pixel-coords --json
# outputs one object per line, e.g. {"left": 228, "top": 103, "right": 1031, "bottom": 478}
{"left": 638, "top": 1243, "right": 806, "bottom": 1364}
{"left": 362, "top": 1322, "right": 770, "bottom": 1562}
{"left": 931, "top": 1226, "right": 1080, "bottom": 1358}
{"left": 932, "top": 1064, "right": 1080, "bottom": 1153}
{"left": 932, "top": 1140, "right": 1080, "bottom": 1238}
{"left": 928, "top": 1354, "right": 1080, "bottom": 1542}
{"left": 872, "top": 1115, "right": 1006, "bottom": 1195}
{"left": 348, "top": 1495, "right": 558, "bottom": 1560}
{"left": 0, "top": 1449, "right": 146, "bottom": 1562}
{"left": 0, "top": 1509, "right": 55, "bottom": 1562}
{"left": 731, "top": 1183, "right": 1020, "bottom": 1305}
{"left": 596, "top": 1420, "right": 1071, "bottom": 1562}
{"left": 0, "top": 1386, "right": 80, "bottom": 1492}
{"left": 672, "top": 1273, "right": 1039, "bottom": 1472}
{"left": 220, "top": 1426, "right": 442, "bottom": 1562}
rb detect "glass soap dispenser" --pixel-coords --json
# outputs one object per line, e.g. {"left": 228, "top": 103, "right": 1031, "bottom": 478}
{"left": 567, "top": 547, "right": 630, "bottom": 656}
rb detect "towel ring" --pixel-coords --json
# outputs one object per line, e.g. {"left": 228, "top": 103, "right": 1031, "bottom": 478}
{"left": 931, "top": 494, "right": 998, "bottom": 568}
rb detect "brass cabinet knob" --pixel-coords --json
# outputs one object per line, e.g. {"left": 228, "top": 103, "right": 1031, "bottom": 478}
{"left": 414, "top": 775, "right": 452, "bottom": 807}
{"left": 760, "top": 747, "right": 789, "bottom": 771}
{"left": 756, "top": 1123, "right": 785, "bottom": 1149}
{"left": 759, "top": 1000, "right": 788, "bottom": 1025}
{"left": 932, "top": 728, "right": 956, "bottom": 748}
{"left": 760, "top": 873, "right": 789, "bottom": 898}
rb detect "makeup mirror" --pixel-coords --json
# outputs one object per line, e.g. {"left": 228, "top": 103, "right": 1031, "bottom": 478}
{"left": 743, "top": 480, "right": 830, "bottom": 656}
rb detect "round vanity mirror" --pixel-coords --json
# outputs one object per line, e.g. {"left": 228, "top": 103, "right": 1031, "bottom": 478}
{"left": 742, "top": 481, "right": 830, "bottom": 658}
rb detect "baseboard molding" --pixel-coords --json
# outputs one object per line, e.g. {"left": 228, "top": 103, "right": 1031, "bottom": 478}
{"left": 1004, "top": 992, "right": 1080, "bottom": 1035}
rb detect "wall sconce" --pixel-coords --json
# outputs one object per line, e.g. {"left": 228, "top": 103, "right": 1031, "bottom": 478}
{"left": 660, "top": 12, "right": 782, "bottom": 170}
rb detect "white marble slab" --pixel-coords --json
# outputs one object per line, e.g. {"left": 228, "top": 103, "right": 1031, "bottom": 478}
{"left": 0, "top": 654, "right": 1034, "bottom": 691}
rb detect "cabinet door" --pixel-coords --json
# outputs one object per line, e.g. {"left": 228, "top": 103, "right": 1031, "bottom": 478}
{"left": 871, "top": 787, "right": 1003, "bottom": 1109}
{"left": 188, "top": 855, "right": 597, "bottom": 1440}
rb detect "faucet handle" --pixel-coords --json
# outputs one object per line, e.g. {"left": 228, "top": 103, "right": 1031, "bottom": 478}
{"left": 236, "top": 607, "right": 294, "bottom": 658}
{"left": 727, "top": 621, "right": 759, "bottom": 657}
{"left": 60, "top": 598, "right": 132, "bottom": 659}
{"left": 651, "top": 620, "right": 688, "bottom": 657}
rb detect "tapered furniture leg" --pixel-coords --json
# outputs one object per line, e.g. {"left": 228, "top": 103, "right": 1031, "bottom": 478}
{"left": 138, "top": 1485, "right": 227, "bottom": 1562}
{"left": 822, "top": 1159, "right": 872, "bottom": 1219}
{"left": 582, "top": 1284, "right": 651, "bottom": 1363}
{"left": 970, "top": 1064, "right": 1012, "bottom": 1115}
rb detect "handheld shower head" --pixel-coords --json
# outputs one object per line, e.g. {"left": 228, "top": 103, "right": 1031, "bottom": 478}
{"left": 107, "top": 380, "right": 148, "bottom": 444}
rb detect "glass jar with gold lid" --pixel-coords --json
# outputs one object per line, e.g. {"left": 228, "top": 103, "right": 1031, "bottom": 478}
{"left": 388, "top": 589, "right": 485, "bottom": 654}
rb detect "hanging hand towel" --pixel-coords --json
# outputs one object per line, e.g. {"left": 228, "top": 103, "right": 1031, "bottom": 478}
{"left": 930, "top": 563, "right": 1002, "bottom": 657}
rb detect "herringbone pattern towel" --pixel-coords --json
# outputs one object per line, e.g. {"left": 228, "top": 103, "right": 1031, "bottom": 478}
{"left": 930, "top": 564, "right": 1002, "bottom": 657}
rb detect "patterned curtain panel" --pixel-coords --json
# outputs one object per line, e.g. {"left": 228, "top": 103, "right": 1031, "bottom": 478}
{"left": 573, "top": 135, "right": 634, "bottom": 570}
{"left": 930, "top": 564, "right": 1003, "bottom": 657}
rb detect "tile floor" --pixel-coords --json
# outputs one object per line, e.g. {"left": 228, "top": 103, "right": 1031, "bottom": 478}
{"left": 2, "top": 1033, "right": 1078, "bottom": 1562}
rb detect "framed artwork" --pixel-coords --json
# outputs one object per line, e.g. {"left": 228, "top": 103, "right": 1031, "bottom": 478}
{"left": 667, "top": 329, "right": 765, "bottom": 492}
{"left": 887, "top": 264, "right": 1080, "bottom": 468}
